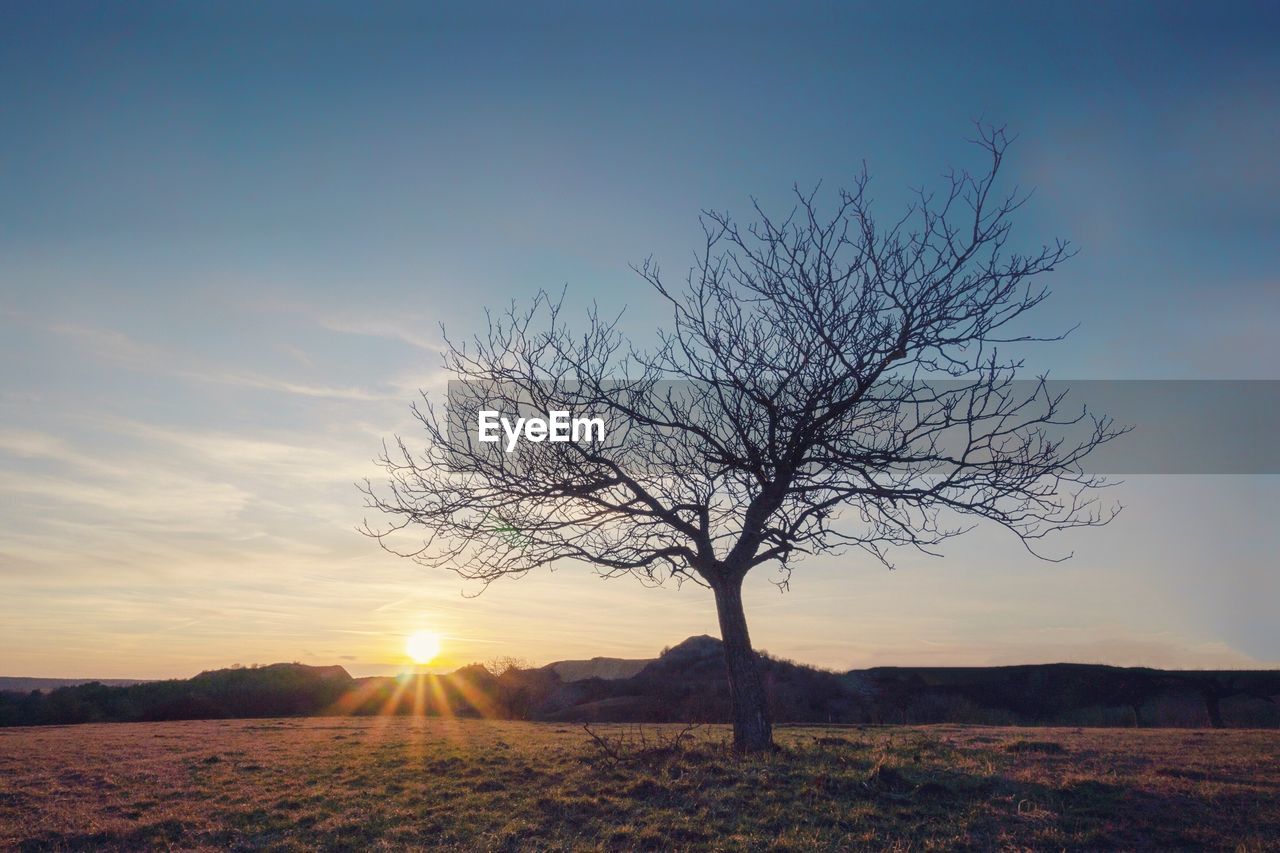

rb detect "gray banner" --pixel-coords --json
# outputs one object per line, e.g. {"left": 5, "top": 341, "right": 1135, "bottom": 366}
{"left": 444, "top": 379, "right": 1280, "bottom": 475}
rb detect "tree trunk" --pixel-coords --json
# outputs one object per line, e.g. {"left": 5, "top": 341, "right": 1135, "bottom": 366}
{"left": 711, "top": 575, "right": 773, "bottom": 753}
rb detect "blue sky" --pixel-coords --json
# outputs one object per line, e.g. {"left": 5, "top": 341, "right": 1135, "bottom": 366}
{"left": 1, "top": 2, "right": 1277, "bottom": 677}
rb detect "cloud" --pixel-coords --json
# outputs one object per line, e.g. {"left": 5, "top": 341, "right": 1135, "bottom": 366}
{"left": 317, "top": 316, "right": 444, "bottom": 353}
{"left": 96, "top": 416, "right": 380, "bottom": 485}
{"left": 383, "top": 366, "right": 453, "bottom": 398}
{"left": 42, "top": 320, "right": 401, "bottom": 401}
{"left": 0, "top": 429, "right": 129, "bottom": 479}
{"left": 0, "top": 469, "right": 251, "bottom": 529}
{"left": 46, "top": 322, "right": 159, "bottom": 362}
{"left": 198, "top": 369, "right": 394, "bottom": 401}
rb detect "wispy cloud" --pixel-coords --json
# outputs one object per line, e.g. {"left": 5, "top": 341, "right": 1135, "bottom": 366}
{"left": 0, "top": 429, "right": 130, "bottom": 479}
{"left": 97, "top": 416, "right": 379, "bottom": 484}
{"left": 317, "top": 316, "right": 444, "bottom": 353}
{"left": 44, "top": 321, "right": 400, "bottom": 401}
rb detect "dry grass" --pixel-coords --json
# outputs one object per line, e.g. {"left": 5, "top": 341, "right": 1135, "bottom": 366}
{"left": 1, "top": 718, "right": 1277, "bottom": 850}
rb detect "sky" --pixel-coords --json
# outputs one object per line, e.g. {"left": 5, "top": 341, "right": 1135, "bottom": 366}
{"left": 1, "top": 1, "right": 1277, "bottom": 678}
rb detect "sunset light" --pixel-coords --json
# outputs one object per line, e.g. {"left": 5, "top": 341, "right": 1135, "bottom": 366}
{"left": 405, "top": 630, "right": 442, "bottom": 665}
{"left": 2, "top": 3, "right": 1277, "bottom": 848}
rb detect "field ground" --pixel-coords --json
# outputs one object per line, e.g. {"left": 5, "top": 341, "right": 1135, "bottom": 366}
{"left": 1, "top": 719, "right": 1277, "bottom": 851}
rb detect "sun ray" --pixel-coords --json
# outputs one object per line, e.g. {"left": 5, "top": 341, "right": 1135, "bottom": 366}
{"left": 449, "top": 668, "right": 497, "bottom": 719}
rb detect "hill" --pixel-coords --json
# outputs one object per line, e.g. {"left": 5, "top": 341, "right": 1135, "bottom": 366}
{"left": 532, "top": 637, "right": 1279, "bottom": 728}
{"left": 0, "top": 663, "right": 353, "bottom": 726}
{"left": 0, "top": 677, "right": 150, "bottom": 693}
{"left": 3, "top": 638, "right": 1277, "bottom": 728}
{"left": 545, "top": 656, "right": 652, "bottom": 682}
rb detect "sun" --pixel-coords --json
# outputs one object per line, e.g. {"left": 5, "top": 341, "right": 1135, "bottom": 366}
{"left": 405, "top": 630, "right": 442, "bottom": 665}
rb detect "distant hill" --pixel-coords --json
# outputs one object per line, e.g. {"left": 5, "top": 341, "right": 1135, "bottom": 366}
{"left": 0, "top": 677, "right": 150, "bottom": 693}
{"left": 0, "top": 663, "right": 354, "bottom": 726}
{"left": 3, "top": 639, "right": 1277, "bottom": 729}
{"left": 545, "top": 656, "right": 652, "bottom": 682}
{"left": 531, "top": 636, "right": 1279, "bottom": 729}
{"left": 539, "top": 634, "right": 859, "bottom": 724}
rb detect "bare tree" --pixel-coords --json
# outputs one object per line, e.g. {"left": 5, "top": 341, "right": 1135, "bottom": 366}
{"left": 362, "top": 128, "right": 1125, "bottom": 753}
{"left": 484, "top": 655, "right": 534, "bottom": 677}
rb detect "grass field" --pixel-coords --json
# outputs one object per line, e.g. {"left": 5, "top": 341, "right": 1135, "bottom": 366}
{"left": 1, "top": 718, "right": 1277, "bottom": 850}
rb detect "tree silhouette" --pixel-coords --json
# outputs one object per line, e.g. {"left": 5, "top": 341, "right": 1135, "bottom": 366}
{"left": 362, "top": 128, "right": 1124, "bottom": 752}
